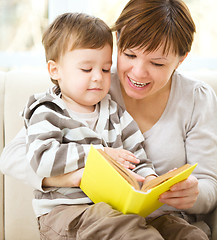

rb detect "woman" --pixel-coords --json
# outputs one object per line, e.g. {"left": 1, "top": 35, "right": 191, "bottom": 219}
{"left": 1, "top": 0, "right": 217, "bottom": 239}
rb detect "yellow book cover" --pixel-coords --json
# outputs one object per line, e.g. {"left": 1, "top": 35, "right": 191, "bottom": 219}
{"left": 80, "top": 146, "right": 197, "bottom": 217}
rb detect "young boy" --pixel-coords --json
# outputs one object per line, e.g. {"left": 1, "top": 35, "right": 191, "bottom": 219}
{"left": 23, "top": 11, "right": 156, "bottom": 236}
{"left": 23, "top": 12, "right": 208, "bottom": 240}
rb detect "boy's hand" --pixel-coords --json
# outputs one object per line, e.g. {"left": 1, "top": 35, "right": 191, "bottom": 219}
{"left": 42, "top": 168, "right": 84, "bottom": 188}
{"left": 104, "top": 147, "right": 140, "bottom": 169}
{"left": 70, "top": 168, "right": 84, "bottom": 187}
{"left": 126, "top": 168, "right": 145, "bottom": 182}
{"left": 143, "top": 174, "right": 157, "bottom": 185}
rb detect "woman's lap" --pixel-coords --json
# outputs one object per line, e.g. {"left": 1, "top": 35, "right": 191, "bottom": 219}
{"left": 38, "top": 203, "right": 209, "bottom": 240}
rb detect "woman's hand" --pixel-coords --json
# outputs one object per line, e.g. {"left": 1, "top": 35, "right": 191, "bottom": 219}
{"left": 104, "top": 147, "right": 140, "bottom": 169}
{"left": 159, "top": 175, "right": 199, "bottom": 209}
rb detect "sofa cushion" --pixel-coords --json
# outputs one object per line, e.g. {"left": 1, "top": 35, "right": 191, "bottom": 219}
{"left": 0, "top": 71, "right": 5, "bottom": 240}
{"left": 4, "top": 69, "right": 50, "bottom": 143}
{"left": 4, "top": 68, "right": 50, "bottom": 240}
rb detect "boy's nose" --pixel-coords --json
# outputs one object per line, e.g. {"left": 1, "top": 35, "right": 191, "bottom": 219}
{"left": 92, "top": 70, "right": 103, "bottom": 82}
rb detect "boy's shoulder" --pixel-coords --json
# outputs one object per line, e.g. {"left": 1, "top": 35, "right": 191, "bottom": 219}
{"left": 23, "top": 87, "right": 69, "bottom": 123}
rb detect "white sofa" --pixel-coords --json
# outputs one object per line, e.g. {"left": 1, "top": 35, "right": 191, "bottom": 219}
{"left": 0, "top": 68, "right": 217, "bottom": 240}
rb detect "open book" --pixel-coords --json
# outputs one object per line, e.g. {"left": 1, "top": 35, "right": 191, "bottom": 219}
{"left": 80, "top": 146, "right": 197, "bottom": 217}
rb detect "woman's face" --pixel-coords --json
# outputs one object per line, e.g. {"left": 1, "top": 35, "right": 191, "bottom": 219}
{"left": 117, "top": 44, "right": 186, "bottom": 100}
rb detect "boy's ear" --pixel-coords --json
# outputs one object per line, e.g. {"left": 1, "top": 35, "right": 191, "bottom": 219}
{"left": 115, "top": 31, "right": 120, "bottom": 42}
{"left": 115, "top": 31, "right": 118, "bottom": 41}
{"left": 47, "top": 60, "right": 60, "bottom": 80}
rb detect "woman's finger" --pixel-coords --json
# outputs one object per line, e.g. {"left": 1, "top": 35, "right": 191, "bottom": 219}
{"left": 159, "top": 177, "right": 199, "bottom": 209}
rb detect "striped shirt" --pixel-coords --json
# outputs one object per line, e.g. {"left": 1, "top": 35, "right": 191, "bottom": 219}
{"left": 23, "top": 86, "right": 155, "bottom": 217}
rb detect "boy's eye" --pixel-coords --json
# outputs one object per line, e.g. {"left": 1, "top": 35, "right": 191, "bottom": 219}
{"left": 102, "top": 69, "right": 111, "bottom": 73}
{"left": 124, "top": 52, "right": 136, "bottom": 59}
{"left": 81, "top": 68, "right": 92, "bottom": 72}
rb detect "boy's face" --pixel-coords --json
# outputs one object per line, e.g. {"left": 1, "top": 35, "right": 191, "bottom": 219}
{"left": 49, "top": 44, "right": 112, "bottom": 112}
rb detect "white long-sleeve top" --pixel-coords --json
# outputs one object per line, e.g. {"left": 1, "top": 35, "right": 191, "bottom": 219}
{"left": 110, "top": 70, "right": 217, "bottom": 215}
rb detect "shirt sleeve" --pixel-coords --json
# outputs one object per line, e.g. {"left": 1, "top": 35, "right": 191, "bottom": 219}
{"left": 117, "top": 105, "right": 156, "bottom": 178}
{"left": 0, "top": 127, "right": 44, "bottom": 191}
{"left": 26, "top": 106, "right": 90, "bottom": 178}
{"left": 185, "top": 83, "right": 217, "bottom": 214}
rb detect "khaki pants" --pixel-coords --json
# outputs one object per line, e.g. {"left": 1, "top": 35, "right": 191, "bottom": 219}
{"left": 147, "top": 214, "right": 209, "bottom": 240}
{"left": 38, "top": 202, "right": 209, "bottom": 240}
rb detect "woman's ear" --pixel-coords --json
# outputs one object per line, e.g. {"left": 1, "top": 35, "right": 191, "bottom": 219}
{"left": 47, "top": 60, "right": 60, "bottom": 80}
{"left": 176, "top": 52, "right": 189, "bottom": 69}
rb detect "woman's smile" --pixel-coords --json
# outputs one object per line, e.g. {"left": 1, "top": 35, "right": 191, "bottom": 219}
{"left": 128, "top": 76, "right": 151, "bottom": 89}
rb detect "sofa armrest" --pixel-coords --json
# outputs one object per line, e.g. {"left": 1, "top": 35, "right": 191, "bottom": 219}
{"left": 204, "top": 207, "right": 217, "bottom": 240}
{"left": 3, "top": 69, "right": 50, "bottom": 240}
{"left": 211, "top": 208, "right": 217, "bottom": 240}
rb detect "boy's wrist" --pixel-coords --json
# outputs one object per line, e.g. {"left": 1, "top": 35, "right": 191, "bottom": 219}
{"left": 42, "top": 172, "right": 76, "bottom": 188}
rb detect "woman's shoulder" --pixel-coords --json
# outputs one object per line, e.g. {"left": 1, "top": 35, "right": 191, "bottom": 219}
{"left": 173, "top": 71, "right": 216, "bottom": 98}
{"left": 165, "top": 71, "right": 217, "bottom": 121}
{"left": 109, "top": 71, "right": 126, "bottom": 109}
{"left": 110, "top": 71, "right": 120, "bottom": 93}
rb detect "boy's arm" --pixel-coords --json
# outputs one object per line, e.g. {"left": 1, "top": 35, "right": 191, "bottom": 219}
{"left": 42, "top": 168, "right": 84, "bottom": 188}
{"left": 0, "top": 126, "right": 84, "bottom": 189}
{"left": 119, "top": 109, "right": 156, "bottom": 178}
{"left": 26, "top": 108, "right": 104, "bottom": 178}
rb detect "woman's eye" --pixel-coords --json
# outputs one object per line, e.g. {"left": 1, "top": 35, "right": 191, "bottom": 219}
{"left": 81, "top": 68, "right": 92, "bottom": 72}
{"left": 124, "top": 53, "right": 136, "bottom": 59}
{"left": 151, "top": 62, "right": 164, "bottom": 67}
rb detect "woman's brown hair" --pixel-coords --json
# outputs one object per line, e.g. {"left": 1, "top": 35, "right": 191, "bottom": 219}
{"left": 112, "top": 0, "right": 196, "bottom": 56}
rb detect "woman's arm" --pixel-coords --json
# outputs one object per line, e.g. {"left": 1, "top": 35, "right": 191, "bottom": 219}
{"left": 0, "top": 127, "right": 44, "bottom": 190}
{"left": 160, "top": 83, "right": 217, "bottom": 214}
{"left": 0, "top": 128, "right": 26, "bottom": 180}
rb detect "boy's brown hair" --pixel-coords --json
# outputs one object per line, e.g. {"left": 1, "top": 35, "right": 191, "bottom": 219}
{"left": 42, "top": 13, "right": 113, "bottom": 84}
{"left": 112, "top": 0, "right": 196, "bottom": 56}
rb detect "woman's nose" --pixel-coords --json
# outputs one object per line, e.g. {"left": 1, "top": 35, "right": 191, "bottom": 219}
{"left": 132, "top": 61, "right": 148, "bottom": 78}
